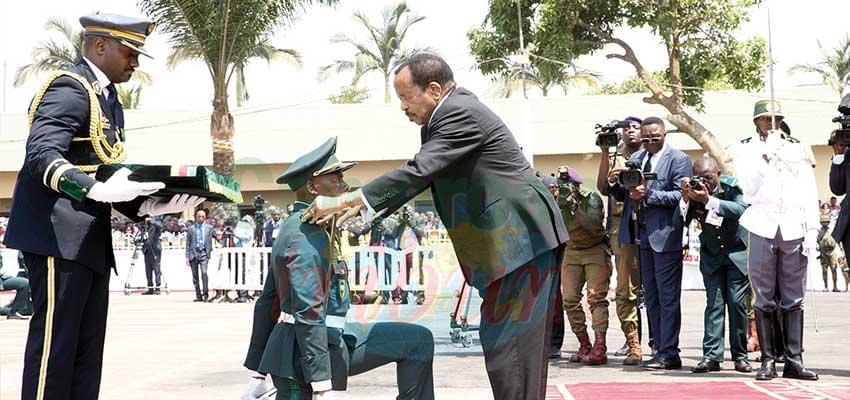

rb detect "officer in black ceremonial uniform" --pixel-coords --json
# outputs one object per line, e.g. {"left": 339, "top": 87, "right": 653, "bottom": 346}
{"left": 243, "top": 137, "right": 435, "bottom": 400}
{"left": 4, "top": 13, "right": 203, "bottom": 400}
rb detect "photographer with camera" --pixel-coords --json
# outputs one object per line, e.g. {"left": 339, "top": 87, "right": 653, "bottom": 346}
{"left": 733, "top": 100, "right": 819, "bottom": 381}
{"left": 677, "top": 156, "right": 752, "bottom": 374}
{"left": 828, "top": 90, "right": 850, "bottom": 263}
{"left": 608, "top": 117, "right": 692, "bottom": 370}
{"left": 553, "top": 166, "right": 613, "bottom": 365}
{"left": 597, "top": 116, "right": 644, "bottom": 364}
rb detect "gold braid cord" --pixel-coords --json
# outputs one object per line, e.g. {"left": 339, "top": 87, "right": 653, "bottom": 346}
{"left": 28, "top": 71, "right": 127, "bottom": 172}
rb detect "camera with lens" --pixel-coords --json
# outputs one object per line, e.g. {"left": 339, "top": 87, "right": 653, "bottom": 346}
{"left": 829, "top": 93, "right": 850, "bottom": 145}
{"left": 595, "top": 120, "right": 631, "bottom": 147}
{"left": 688, "top": 176, "right": 708, "bottom": 191}
{"left": 618, "top": 161, "right": 656, "bottom": 189}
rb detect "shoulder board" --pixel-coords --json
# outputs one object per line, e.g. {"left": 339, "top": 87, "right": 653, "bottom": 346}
{"left": 784, "top": 135, "right": 800, "bottom": 143}
{"left": 719, "top": 175, "right": 738, "bottom": 188}
{"left": 739, "top": 137, "right": 753, "bottom": 144}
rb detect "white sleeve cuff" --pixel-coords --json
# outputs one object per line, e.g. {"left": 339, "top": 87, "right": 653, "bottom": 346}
{"left": 706, "top": 196, "right": 721, "bottom": 213}
{"left": 311, "top": 379, "right": 332, "bottom": 392}
{"left": 833, "top": 154, "right": 845, "bottom": 165}
{"left": 678, "top": 198, "right": 688, "bottom": 220}
{"left": 359, "top": 189, "right": 376, "bottom": 220}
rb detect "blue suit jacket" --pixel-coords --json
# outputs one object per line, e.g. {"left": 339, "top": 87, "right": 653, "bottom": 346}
{"left": 612, "top": 146, "right": 692, "bottom": 253}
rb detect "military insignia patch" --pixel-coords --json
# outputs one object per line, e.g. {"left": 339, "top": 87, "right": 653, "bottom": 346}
{"left": 91, "top": 81, "right": 103, "bottom": 96}
{"left": 101, "top": 115, "right": 111, "bottom": 131}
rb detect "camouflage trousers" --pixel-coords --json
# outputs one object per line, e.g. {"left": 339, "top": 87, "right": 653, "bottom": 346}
{"left": 562, "top": 243, "right": 613, "bottom": 334}
{"left": 611, "top": 239, "right": 640, "bottom": 336}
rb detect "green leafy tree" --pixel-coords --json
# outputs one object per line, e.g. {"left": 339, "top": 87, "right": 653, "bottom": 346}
{"left": 319, "top": 1, "right": 430, "bottom": 103}
{"left": 470, "top": 0, "right": 768, "bottom": 169}
{"left": 329, "top": 85, "right": 370, "bottom": 104}
{"left": 117, "top": 85, "right": 144, "bottom": 109}
{"left": 167, "top": 42, "right": 302, "bottom": 107}
{"left": 13, "top": 17, "right": 152, "bottom": 87}
{"left": 789, "top": 35, "right": 850, "bottom": 98}
{"left": 139, "top": 0, "right": 336, "bottom": 177}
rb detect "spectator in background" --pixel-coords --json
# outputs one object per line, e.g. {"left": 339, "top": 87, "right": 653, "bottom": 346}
{"left": 262, "top": 210, "right": 282, "bottom": 247}
{"left": 142, "top": 217, "right": 164, "bottom": 295}
{"left": 186, "top": 209, "right": 214, "bottom": 302}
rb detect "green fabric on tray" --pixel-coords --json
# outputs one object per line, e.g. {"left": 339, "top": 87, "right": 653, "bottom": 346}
{"left": 95, "top": 164, "right": 243, "bottom": 203}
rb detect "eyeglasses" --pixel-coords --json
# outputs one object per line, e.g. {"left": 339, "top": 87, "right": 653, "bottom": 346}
{"left": 640, "top": 137, "right": 662, "bottom": 144}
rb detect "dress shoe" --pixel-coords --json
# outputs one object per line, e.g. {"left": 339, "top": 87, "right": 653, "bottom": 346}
{"left": 643, "top": 356, "right": 682, "bottom": 370}
{"left": 691, "top": 359, "right": 721, "bottom": 373}
{"left": 548, "top": 347, "right": 562, "bottom": 359}
{"left": 614, "top": 340, "right": 630, "bottom": 356}
{"left": 734, "top": 359, "right": 753, "bottom": 373}
{"left": 7, "top": 311, "right": 29, "bottom": 320}
{"left": 142, "top": 289, "right": 155, "bottom": 295}
{"left": 154, "top": 288, "right": 161, "bottom": 295}
{"left": 193, "top": 298, "right": 204, "bottom": 302}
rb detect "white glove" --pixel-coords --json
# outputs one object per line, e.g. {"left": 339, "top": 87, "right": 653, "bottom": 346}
{"left": 137, "top": 194, "right": 206, "bottom": 217}
{"left": 803, "top": 229, "right": 818, "bottom": 257}
{"left": 312, "top": 391, "right": 334, "bottom": 400}
{"left": 87, "top": 168, "right": 165, "bottom": 203}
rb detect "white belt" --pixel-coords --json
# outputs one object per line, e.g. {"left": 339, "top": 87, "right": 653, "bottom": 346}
{"left": 278, "top": 312, "right": 346, "bottom": 329}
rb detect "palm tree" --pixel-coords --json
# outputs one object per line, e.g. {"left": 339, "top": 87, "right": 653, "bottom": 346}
{"left": 139, "top": 0, "right": 336, "bottom": 177}
{"left": 789, "top": 35, "right": 850, "bottom": 98}
{"left": 490, "top": 64, "right": 598, "bottom": 98}
{"left": 167, "top": 42, "right": 302, "bottom": 107}
{"left": 117, "top": 85, "right": 143, "bottom": 109}
{"left": 320, "top": 1, "right": 429, "bottom": 103}
{"left": 13, "top": 17, "right": 152, "bottom": 88}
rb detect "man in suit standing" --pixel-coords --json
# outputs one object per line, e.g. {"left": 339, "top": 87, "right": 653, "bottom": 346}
{"left": 142, "top": 217, "right": 164, "bottom": 295}
{"left": 608, "top": 117, "right": 692, "bottom": 370}
{"left": 303, "top": 53, "right": 568, "bottom": 399}
{"left": 3, "top": 14, "right": 203, "bottom": 400}
{"left": 262, "top": 210, "right": 282, "bottom": 247}
{"left": 678, "top": 156, "right": 752, "bottom": 374}
{"left": 186, "top": 209, "right": 215, "bottom": 302}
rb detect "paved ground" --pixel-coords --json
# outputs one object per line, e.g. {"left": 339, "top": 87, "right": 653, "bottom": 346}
{"left": 1, "top": 289, "right": 849, "bottom": 400}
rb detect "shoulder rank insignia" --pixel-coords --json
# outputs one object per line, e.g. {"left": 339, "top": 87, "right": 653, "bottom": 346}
{"left": 91, "top": 81, "right": 103, "bottom": 96}
{"left": 739, "top": 137, "right": 753, "bottom": 144}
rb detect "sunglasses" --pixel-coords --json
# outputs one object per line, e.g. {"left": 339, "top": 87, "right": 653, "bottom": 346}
{"left": 640, "top": 137, "right": 662, "bottom": 144}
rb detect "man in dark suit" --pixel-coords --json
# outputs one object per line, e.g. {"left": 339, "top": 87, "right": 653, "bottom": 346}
{"left": 142, "top": 217, "right": 163, "bottom": 295}
{"left": 3, "top": 14, "right": 203, "bottom": 400}
{"left": 830, "top": 119, "right": 850, "bottom": 257}
{"left": 303, "top": 53, "right": 568, "bottom": 399}
{"left": 608, "top": 117, "right": 692, "bottom": 370}
{"left": 262, "top": 209, "right": 281, "bottom": 247}
{"left": 186, "top": 208, "right": 215, "bottom": 302}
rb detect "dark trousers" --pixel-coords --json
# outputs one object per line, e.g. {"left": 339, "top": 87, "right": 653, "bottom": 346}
{"left": 144, "top": 249, "right": 162, "bottom": 289}
{"left": 639, "top": 248, "right": 683, "bottom": 359}
{"left": 189, "top": 254, "right": 209, "bottom": 299}
{"left": 701, "top": 261, "right": 750, "bottom": 361}
{"left": 479, "top": 250, "right": 560, "bottom": 400}
{"left": 748, "top": 231, "right": 807, "bottom": 313}
{"left": 21, "top": 253, "right": 109, "bottom": 400}
{"left": 2, "top": 275, "right": 33, "bottom": 314}
{"left": 272, "top": 322, "right": 435, "bottom": 400}
{"left": 550, "top": 273, "right": 565, "bottom": 350}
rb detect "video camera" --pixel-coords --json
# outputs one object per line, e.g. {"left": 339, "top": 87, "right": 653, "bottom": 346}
{"left": 595, "top": 120, "right": 631, "bottom": 147}
{"left": 618, "top": 161, "right": 656, "bottom": 189}
{"left": 830, "top": 93, "right": 850, "bottom": 145}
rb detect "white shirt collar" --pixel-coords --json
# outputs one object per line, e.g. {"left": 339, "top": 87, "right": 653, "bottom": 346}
{"left": 641, "top": 142, "right": 668, "bottom": 172}
{"left": 83, "top": 57, "right": 113, "bottom": 99}
{"left": 427, "top": 87, "right": 455, "bottom": 127}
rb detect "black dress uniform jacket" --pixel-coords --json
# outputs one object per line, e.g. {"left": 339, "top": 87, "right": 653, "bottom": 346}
{"left": 361, "top": 88, "right": 568, "bottom": 290}
{"left": 4, "top": 61, "right": 144, "bottom": 274}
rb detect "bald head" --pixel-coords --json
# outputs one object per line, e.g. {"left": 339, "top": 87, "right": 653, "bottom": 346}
{"left": 693, "top": 156, "right": 720, "bottom": 175}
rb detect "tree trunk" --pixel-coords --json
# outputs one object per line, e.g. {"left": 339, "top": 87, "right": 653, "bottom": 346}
{"left": 384, "top": 73, "right": 391, "bottom": 103}
{"left": 665, "top": 111, "right": 733, "bottom": 174}
{"left": 211, "top": 92, "right": 235, "bottom": 178}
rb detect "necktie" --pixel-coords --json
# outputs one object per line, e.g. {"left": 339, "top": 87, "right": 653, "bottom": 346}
{"left": 643, "top": 154, "right": 653, "bottom": 173}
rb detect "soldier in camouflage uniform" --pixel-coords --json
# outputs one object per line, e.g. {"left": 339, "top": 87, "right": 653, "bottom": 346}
{"left": 557, "top": 166, "right": 613, "bottom": 365}
{"left": 818, "top": 214, "right": 842, "bottom": 292}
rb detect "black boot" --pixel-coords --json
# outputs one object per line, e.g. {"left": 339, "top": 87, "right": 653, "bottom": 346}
{"left": 754, "top": 310, "right": 778, "bottom": 380}
{"left": 782, "top": 310, "right": 818, "bottom": 380}
{"left": 773, "top": 310, "right": 786, "bottom": 364}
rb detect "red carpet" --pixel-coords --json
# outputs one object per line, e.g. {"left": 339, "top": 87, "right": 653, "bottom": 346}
{"left": 545, "top": 380, "right": 850, "bottom": 400}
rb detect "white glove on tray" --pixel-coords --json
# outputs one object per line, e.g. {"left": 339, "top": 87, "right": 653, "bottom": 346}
{"left": 87, "top": 168, "right": 164, "bottom": 203}
{"left": 138, "top": 193, "right": 206, "bottom": 217}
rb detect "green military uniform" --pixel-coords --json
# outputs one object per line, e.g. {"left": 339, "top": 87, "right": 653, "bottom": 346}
{"left": 244, "top": 138, "right": 435, "bottom": 400}
{"left": 818, "top": 217, "right": 840, "bottom": 291}
{"left": 680, "top": 176, "right": 750, "bottom": 363}
{"left": 606, "top": 148, "right": 640, "bottom": 341}
{"left": 557, "top": 170, "right": 612, "bottom": 364}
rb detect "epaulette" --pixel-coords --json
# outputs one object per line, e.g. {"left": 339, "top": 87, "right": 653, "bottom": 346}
{"left": 719, "top": 175, "right": 738, "bottom": 188}
{"left": 783, "top": 135, "right": 800, "bottom": 143}
{"left": 739, "top": 137, "right": 753, "bottom": 144}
